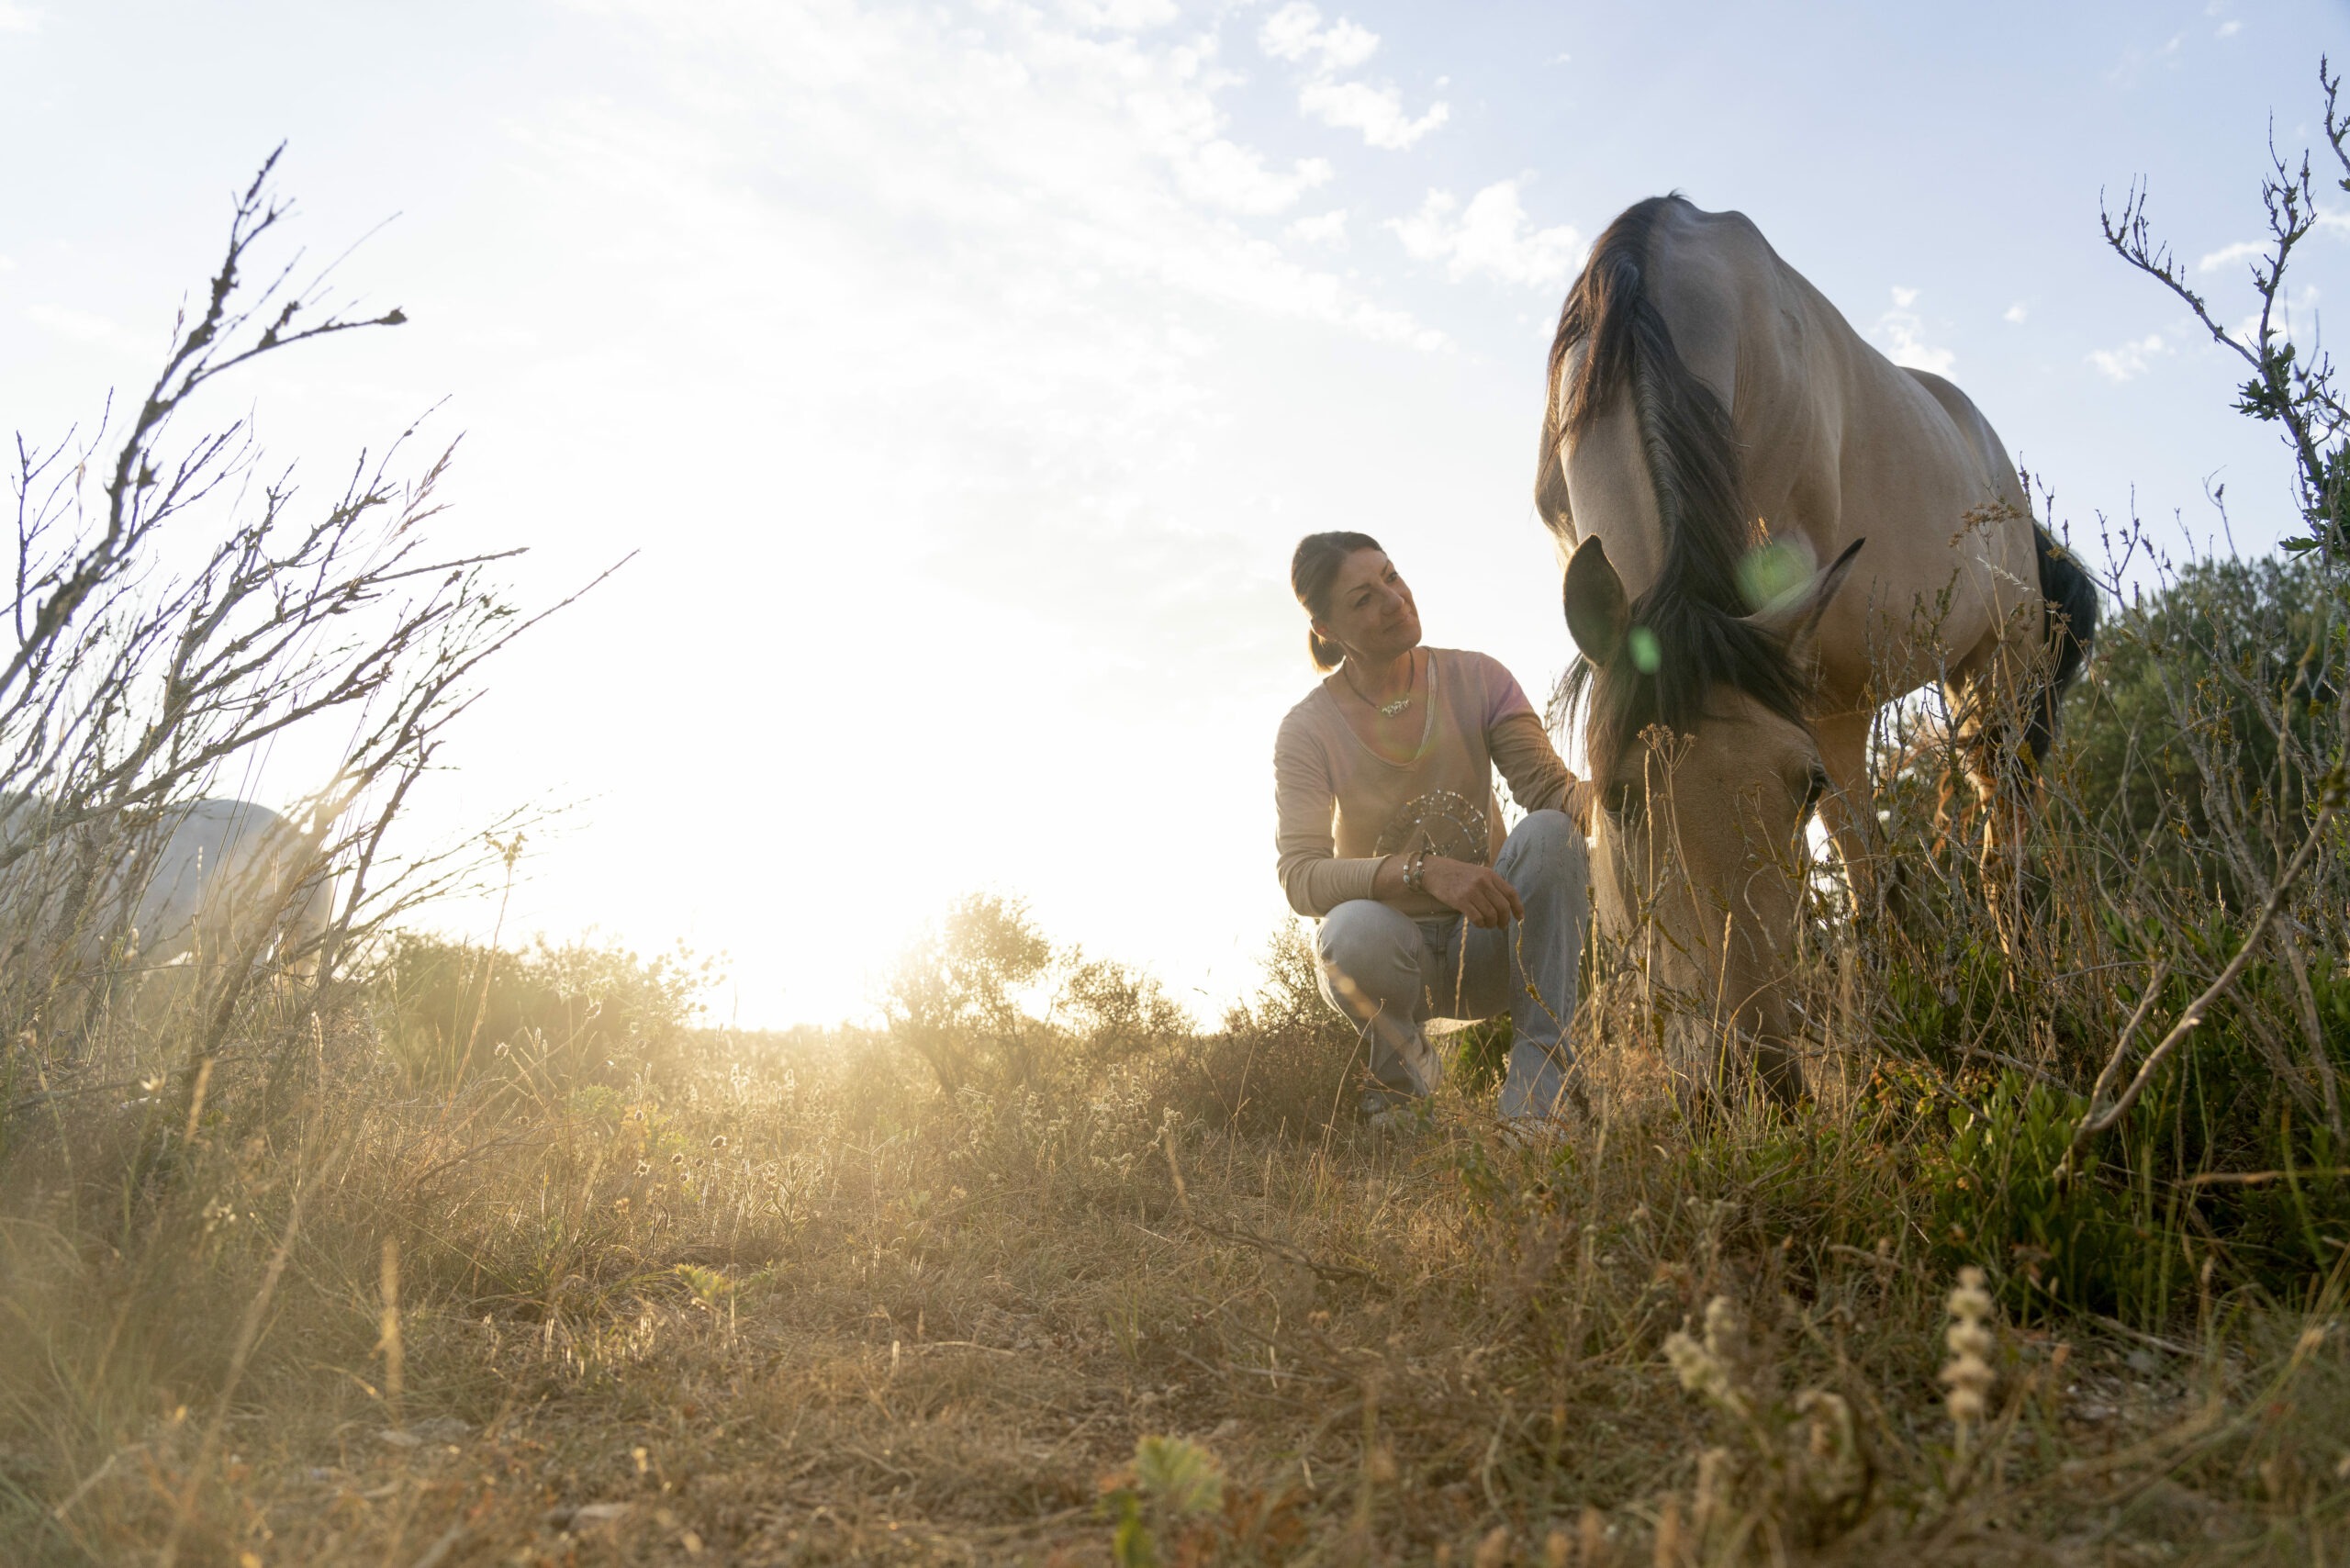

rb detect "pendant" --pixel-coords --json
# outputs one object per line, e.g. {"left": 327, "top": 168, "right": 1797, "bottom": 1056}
{"left": 1377, "top": 696, "right": 1412, "bottom": 718}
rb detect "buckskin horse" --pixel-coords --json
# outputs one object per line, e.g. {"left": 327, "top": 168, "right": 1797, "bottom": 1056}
{"left": 1536, "top": 195, "right": 2095, "bottom": 1103}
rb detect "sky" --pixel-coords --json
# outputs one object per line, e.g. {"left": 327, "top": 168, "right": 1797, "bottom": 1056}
{"left": 1, "top": 0, "right": 2343, "bottom": 1025}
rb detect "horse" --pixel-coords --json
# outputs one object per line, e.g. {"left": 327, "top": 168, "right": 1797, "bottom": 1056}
{"left": 1535, "top": 195, "right": 2095, "bottom": 1103}
{"left": 122, "top": 798, "right": 338, "bottom": 981}
{"left": 2, "top": 796, "right": 336, "bottom": 1032}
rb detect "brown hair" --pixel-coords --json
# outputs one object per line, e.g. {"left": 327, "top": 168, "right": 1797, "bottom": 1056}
{"left": 1290, "top": 531, "right": 1383, "bottom": 672}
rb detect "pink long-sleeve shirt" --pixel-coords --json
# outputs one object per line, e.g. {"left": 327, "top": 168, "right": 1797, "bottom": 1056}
{"left": 1272, "top": 648, "right": 1580, "bottom": 919}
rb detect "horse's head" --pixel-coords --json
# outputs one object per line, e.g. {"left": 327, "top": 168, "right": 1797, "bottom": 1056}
{"left": 1561, "top": 532, "right": 1863, "bottom": 1104}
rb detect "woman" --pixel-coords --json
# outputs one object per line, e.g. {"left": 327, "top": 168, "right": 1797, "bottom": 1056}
{"left": 1274, "top": 532, "right": 1591, "bottom": 1127}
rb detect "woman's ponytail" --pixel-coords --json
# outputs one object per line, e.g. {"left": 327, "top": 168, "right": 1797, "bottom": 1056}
{"left": 1290, "top": 530, "right": 1383, "bottom": 673}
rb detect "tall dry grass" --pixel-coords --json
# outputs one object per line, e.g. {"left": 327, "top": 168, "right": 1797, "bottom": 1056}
{"left": 2, "top": 901, "right": 2345, "bottom": 1564}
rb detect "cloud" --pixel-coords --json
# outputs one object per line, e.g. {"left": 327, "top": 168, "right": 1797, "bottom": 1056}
{"left": 1874, "top": 289, "right": 1953, "bottom": 375}
{"left": 0, "top": 3, "right": 39, "bottom": 34}
{"left": 1285, "top": 207, "right": 1347, "bottom": 246}
{"left": 1259, "top": 2, "right": 1447, "bottom": 150}
{"left": 1392, "top": 181, "right": 1582, "bottom": 288}
{"left": 2199, "top": 239, "right": 2264, "bottom": 273}
{"left": 2217, "top": 283, "right": 2322, "bottom": 350}
{"left": 2199, "top": 219, "right": 2348, "bottom": 273}
{"left": 1176, "top": 140, "right": 1331, "bottom": 215}
{"left": 2003, "top": 302, "right": 2028, "bottom": 323}
{"left": 2216, "top": 18, "right": 2241, "bottom": 37}
{"left": 2107, "top": 30, "right": 2191, "bottom": 86}
{"left": 1258, "top": 2, "right": 1376, "bottom": 73}
{"left": 1298, "top": 77, "right": 1449, "bottom": 149}
{"left": 27, "top": 302, "right": 146, "bottom": 353}
{"left": 2089, "top": 332, "right": 2170, "bottom": 382}
{"left": 1058, "top": 0, "right": 1180, "bottom": 28}
{"left": 532, "top": 5, "right": 1451, "bottom": 460}
{"left": 600, "top": 4, "right": 1427, "bottom": 346}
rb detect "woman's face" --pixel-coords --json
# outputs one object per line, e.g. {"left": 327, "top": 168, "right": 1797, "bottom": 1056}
{"left": 1315, "top": 548, "right": 1423, "bottom": 663}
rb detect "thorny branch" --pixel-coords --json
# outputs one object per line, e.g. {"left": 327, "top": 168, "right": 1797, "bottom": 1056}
{"left": 2102, "top": 57, "right": 2350, "bottom": 560}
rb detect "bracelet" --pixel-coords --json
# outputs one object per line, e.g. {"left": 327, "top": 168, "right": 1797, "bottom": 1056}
{"left": 1404, "top": 849, "right": 1427, "bottom": 894}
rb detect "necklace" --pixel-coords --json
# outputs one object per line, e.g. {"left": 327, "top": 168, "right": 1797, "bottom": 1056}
{"left": 1344, "top": 654, "right": 1416, "bottom": 719}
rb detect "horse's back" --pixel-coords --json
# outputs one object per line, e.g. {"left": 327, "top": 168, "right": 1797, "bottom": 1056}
{"left": 1648, "top": 201, "right": 2038, "bottom": 704}
{"left": 130, "top": 799, "right": 312, "bottom": 967}
{"left": 1897, "top": 367, "right": 2028, "bottom": 510}
{"left": 1547, "top": 195, "right": 2042, "bottom": 711}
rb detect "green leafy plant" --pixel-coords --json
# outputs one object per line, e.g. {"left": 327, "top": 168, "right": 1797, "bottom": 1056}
{"left": 1926, "top": 1071, "right": 2154, "bottom": 1316}
{"left": 1102, "top": 1435, "right": 1225, "bottom": 1568}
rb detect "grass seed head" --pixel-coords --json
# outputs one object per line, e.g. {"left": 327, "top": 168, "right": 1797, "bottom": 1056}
{"left": 1939, "top": 1267, "right": 1997, "bottom": 1443}
{"left": 1665, "top": 1297, "right": 1752, "bottom": 1420}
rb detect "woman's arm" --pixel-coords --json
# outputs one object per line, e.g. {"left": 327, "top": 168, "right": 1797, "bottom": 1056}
{"left": 1273, "top": 718, "right": 1393, "bottom": 917}
{"left": 1481, "top": 662, "right": 1591, "bottom": 830}
{"left": 1489, "top": 709, "right": 1576, "bottom": 816}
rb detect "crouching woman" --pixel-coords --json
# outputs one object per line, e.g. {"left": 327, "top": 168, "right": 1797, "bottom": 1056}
{"left": 1273, "top": 532, "right": 1592, "bottom": 1127}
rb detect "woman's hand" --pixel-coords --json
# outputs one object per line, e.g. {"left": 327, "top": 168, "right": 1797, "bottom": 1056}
{"left": 1420, "top": 856, "right": 1525, "bottom": 929}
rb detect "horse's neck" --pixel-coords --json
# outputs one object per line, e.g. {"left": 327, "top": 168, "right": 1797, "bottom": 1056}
{"left": 1557, "top": 397, "right": 1669, "bottom": 599}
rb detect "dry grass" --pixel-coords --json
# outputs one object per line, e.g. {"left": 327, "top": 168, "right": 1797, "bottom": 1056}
{"left": 2, "top": 946, "right": 2345, "bottom": 1567}
{"left": 3, "top": 524, "right": 2344, "bottom": 1565}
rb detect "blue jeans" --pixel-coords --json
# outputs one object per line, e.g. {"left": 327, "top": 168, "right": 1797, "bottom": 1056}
{"left": 1314, "top": 810, "right": 1589, "bottom": 1123}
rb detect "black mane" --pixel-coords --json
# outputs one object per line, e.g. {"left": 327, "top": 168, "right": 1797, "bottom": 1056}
{"left": 1540, "top": 196, "right": 1812, "bottom": 778}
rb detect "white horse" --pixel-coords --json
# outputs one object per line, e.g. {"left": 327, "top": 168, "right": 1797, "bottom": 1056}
{"left": 2, "top": 796, "right": 336, "bottom": 995}
{"left": 123, "top": 799, "right": 337, "bottom": 980}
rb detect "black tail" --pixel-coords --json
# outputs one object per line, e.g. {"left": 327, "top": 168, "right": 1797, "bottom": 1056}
{"left": 2024, "top": 525, "right": 2098, "bottom": 767}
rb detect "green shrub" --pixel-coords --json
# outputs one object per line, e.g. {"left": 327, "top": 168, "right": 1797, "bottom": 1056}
{"left": 1449, "top": 1014, "right": 1511, "bottom": 1096}
{"left": 1058, "top": 955, "right": 1193, "bottom": 1071}
{"left": 372, "top": 930, "right": 716, "bottom": 1098}
{"left": 879, "top": 893, "right": 1057, "bottom": 1094}
{"left": 2063, "top": 554, "right": 2344, "bottom": 903}
{"left": 1167, "top": 921, "right": 1360, "bottom": 1138}
{"left": 1925, "top": 1070, "right": 2150, "bottom": 1316}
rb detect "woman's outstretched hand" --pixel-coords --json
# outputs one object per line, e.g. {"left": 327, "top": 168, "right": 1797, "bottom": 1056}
{"left": 1422, "top": 856, "right": 1524, "bottom": 929}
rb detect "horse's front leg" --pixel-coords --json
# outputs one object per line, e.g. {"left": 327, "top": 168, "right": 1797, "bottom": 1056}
{"left": 1810, "top": 711, "right": 1886, "bottom": 924}
{"left": 1948, "top": 678, "right": 2033, "bottom": 962}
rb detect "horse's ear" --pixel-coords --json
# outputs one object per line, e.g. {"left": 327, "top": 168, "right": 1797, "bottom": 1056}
{"left": 1562, "top": 535, "right": 1629, "bottom": 665}
{"left": 1746, "top": 537, "right": 1864, "bottom": 654}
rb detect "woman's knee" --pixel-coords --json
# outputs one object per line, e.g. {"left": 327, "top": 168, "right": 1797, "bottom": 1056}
{"left": 1500, "top": 808, "right": 1587, "bottom": 882}
{"left": 1315, "top": 901, "right": 1420, "bottom": 999}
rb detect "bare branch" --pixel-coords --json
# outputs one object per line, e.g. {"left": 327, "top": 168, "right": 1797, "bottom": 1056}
{"left": 2059, "top": 764, "right": 2346, "bottom": 1182}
